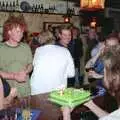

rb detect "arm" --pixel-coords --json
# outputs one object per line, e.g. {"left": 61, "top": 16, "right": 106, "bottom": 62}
{"left": 66, "top": 51, "right": 75, "bottom": 78}
{"left": 0, "top": 71, "right": 16, "bottom": 80}
{"left": 0, "top": 71, "right": 28, "bottom": 83}
{"left": 0, "top": 78, "right": 4, "bottom": 109}
{"left": 85, "top": 43, "right": 105, "bottom": 69}
{"left": 85, "top": 51, "right": 101, "bottom": 69}
{"left": 24, "top": 63, "right": 33, "bottom": 74}
{"left": 24, "top": 43, "right": 33, "bottom": 74}
{"left": 84, "top": 100, "right": 108, "bottom": 118}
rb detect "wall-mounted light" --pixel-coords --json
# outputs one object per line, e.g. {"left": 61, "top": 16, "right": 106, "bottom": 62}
{"left": 90, "top": 17, "right": 97, "bottom": 27}
{"left": 64, "top": 16, "right": 70, "bottom": 23}
{"left": 63, "top": 0, "right": 71, "bottom": 23}
{"left": 90, "top": 21, "right": 96, "bottom": 27}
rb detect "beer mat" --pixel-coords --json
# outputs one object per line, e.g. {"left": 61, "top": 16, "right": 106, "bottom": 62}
{"left": 0, "top": 108, "right": 41, "bottom": 120}
{"left": 16, "top": 108, "right": 41, "bottom": 120}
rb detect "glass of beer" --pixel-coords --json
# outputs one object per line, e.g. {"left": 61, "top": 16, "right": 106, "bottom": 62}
{"left": 21, "top": 96, "right": 31, "bottom": 120}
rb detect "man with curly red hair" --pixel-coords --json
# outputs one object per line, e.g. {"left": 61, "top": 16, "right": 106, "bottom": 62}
{"left": 0, "top": 15, "right": 32, "bottom": 102}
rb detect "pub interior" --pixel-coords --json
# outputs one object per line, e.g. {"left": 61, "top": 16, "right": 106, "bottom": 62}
{"left": 0, "top": 0, "right": 120, "bottom": 120}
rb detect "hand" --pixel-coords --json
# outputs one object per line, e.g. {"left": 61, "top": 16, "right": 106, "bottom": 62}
{"left": 88, "top": 70, "right": 103, "bottom": 79}
{"left": 14, "top": 71, "right": 28, "bottom": 83}
{"left": 88, "top": 70, "right": 96, "bottom": 78}
{"left": 10, "top": 88, "right": 17, "bottom": 98}
{"left": 4, "top": 88, "right": 17, "bottom": 107}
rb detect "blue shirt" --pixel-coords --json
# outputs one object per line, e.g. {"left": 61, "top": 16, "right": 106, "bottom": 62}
{"left": 94, "top": 59, "right": 106, "bottom": 96}
{"left": 94, "top": 59, "right": 104, "bottom": 75}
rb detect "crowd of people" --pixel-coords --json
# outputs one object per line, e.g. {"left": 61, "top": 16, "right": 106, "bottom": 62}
{"left": 0, "top": 15, "right": 120, "bottom": 120}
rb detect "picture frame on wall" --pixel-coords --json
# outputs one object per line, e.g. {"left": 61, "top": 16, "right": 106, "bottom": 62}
{"left": 43, "top": 22, "right": 72, "bottom": 31}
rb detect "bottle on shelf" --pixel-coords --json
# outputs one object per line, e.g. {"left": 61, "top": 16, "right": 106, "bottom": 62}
{"left": 0, "top": 2, "right": 2, "bottom": 11}
{"left": 51, "top": 5, "right": 55, "bottom": 13}
{"left": 53, "top": 5, "right": 56, "bottom": 13}
{"left": 2, "top": 1, "right": 5, "bottom": 11}
{"left": 32, "top": 4, "right": 36, "bottom": 12}
{"left": 48, "top": 4, "right": 52, "bottom": 13}
{"left": 9, "top": 2, "right": 13, "bottom": 11}
{"left": 15, "top": 0, "right": 19, "bottom": 11}
{"left": 13, "top": 1, "right": 16, "bottom": 11}
{"left": 72, "top": 8, "right": 75, "bottom": 15}
{"left": 35, "top": 4, "right": 38, "bottom": 12}
{"left": 40, "top": 4, "right": 44, "bottom": 13}
{"left": 38, "top": 4, "right": 41, "bottom": 12}
{"left": 5, "top": 2, "right": 9, "bottom": 11}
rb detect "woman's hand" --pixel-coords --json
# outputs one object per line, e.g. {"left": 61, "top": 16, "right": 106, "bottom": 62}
{"left": 84, "top": 99, "right": 108, "bottom": 118}
{"left": 88, "top": 70, "right": 103, "bottom": 79}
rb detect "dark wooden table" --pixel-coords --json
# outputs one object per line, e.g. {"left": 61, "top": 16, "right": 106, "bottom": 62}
{"left": 31, "top": 96, "right": 63, "bottom": 120}
{"left": 12, "top": 88, "right": 117, "bottom": 120}
{"left": 29, "top": 94, "right": 113, "bottom": 120}
{"left": 31, "top": 92, "right": 117, "bottom": 120}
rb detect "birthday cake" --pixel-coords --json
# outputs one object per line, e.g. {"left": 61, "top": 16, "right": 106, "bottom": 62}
{"left": 49, "top": 88, "right": 91, "bottom": 107}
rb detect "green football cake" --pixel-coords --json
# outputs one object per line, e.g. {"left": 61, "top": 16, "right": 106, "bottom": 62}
{"left": 49, "top": 88, "right": 91, "bottom": 107}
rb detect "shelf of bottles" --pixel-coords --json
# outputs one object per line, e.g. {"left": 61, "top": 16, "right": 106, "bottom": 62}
{"left": 0, "top": 1, "right": 19, "bottom": 12}
{"left": 0, "top": 1, "right": 76, "bottom": 15}
{"left": 32, "top": 3, "right": 56, "bottom": 13}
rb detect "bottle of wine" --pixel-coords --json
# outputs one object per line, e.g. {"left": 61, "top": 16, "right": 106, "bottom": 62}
{"left": 35, "top": 4, "right": 38, "bottom": 12}
{"left": 2, "top": 1, "right": 5, "bottom": 11}
{"left": 16, "top": 0, "right": 19, "bottom": 11}
{"left": 38, "top": 4, "right": 41, "bottom": 12}
{"left": 0, "top": 2, "right": 2, "bottom": 11}
{"left": 13, "top": 1, "right": 16, "bottom": 11}
{"left": 5, "top": 2, "right": 8, "bottom": 11}
{"left": 40, "top": 4, "right": 44, "bottom": 13}
{"left": 9, "top": 2, "right": 12, "bottom": 11}
{"left": 32, "top": 4, "right": 36, "bottom": 12}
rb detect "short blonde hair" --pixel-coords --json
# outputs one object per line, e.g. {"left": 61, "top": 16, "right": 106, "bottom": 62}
{"left": 39, "top": 31, "right": 54, "bottom": 45}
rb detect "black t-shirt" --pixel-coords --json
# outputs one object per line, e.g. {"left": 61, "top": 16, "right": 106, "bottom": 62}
{"left": 1, "top": 79, "right": 10, "bottom": 97}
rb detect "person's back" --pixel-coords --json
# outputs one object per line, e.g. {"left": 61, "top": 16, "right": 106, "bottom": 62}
{"left": 31, "top": 44, "right": 75, "bottom": 95}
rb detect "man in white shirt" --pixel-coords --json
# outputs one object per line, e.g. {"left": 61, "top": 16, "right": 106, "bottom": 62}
{"left": 31, "top": 44, "right": 75, "bottom": 95}
{"left": 30, "top": 31, "right": 75, "bottom": 120}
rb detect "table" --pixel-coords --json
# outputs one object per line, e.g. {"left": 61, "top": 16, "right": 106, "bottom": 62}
{"left": 30, "top": 94, "right": 108, "bottom": 120}
{"left": 30, "top": 94, "right": 62, "bottom": 120}
{"left": 12, "top": 88, "right": 118, "bottom": 120}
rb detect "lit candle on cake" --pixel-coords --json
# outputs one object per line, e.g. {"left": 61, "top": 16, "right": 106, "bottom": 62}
{"left": 60, "top": 89, "right": 64, "bottom": 96}
{"left": 59, "top": 84, "right": 65, "bottom": 96}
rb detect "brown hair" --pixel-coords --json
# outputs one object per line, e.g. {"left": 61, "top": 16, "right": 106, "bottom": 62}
{"left": 3, "top": 15, "right": 27, "bottom": 41}
{"left": 58, "top": 25, "right": 71, "bottom": 34}
{"left": 105, "top": 33, "right": 120, "bottom": 44}
{"left": 102, "top": 45, "right": 120, "bottom": 105}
